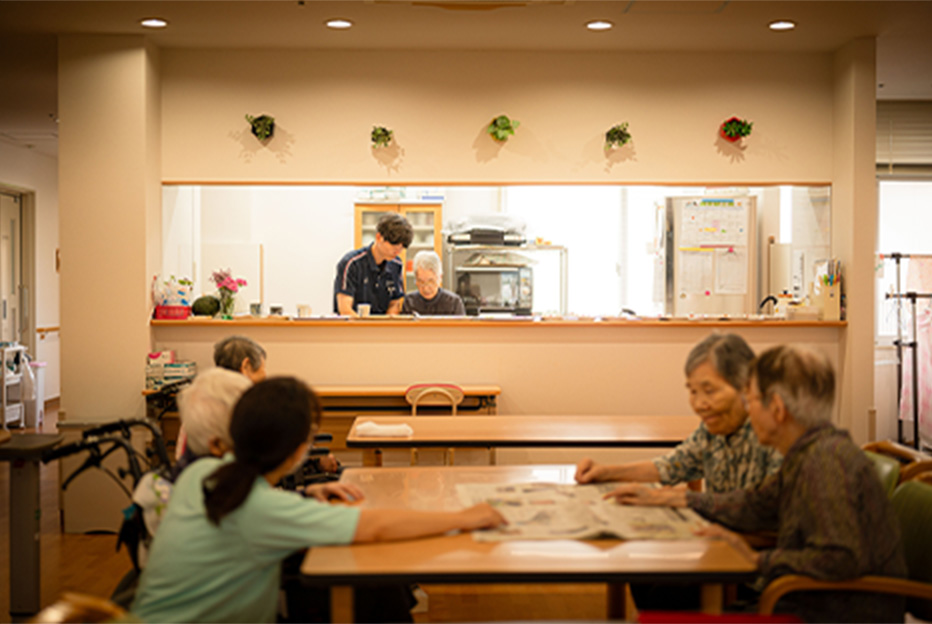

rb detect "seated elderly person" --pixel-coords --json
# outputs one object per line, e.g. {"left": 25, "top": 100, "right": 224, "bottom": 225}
{"left": 402, "top": 250, "right": 466, "bottom": 316}
{"left": 577, "top": 333, "right": 781, "bottom": 494}
{"left": 213, "top": 334, "right": 267, "bottom": 382}
{"left": 611, "top": 345, "right": 906, "bottom": 623}
{"left": 135, "top": 368, "right": 252, "bottom": 540}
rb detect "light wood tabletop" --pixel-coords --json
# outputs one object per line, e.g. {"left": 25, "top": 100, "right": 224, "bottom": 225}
{"left": 346, "top": 414, "right": 698, "bottom": 448}
{"left": 300, "top": 465, "right": 757, "bottom": 621}
{"left": 314, "top": 384, "right": 501, "bottom": 398}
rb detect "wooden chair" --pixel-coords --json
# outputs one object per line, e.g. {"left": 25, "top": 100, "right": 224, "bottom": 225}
{"left": 405, "top": 383, "right": 464, "bottom": 465}
{"left": 29, "top": 592, "right": 127, "bottom": 623}
{"left": 862, "top": 439, "right": 932, "bottom": 484}
{"left": 758, "top": 479, "right": 932, "bottom": 619}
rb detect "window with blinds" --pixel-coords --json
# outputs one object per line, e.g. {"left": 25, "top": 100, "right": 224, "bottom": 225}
{"left": 877, "top": 101, "right": 932, "bottom": 174}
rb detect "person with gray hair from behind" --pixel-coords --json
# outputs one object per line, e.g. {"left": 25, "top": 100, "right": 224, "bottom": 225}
{"left": 213, "top": 335, "right": 267, "bottom": 382}
{"left": 577, "top": 333, "right": 781, "bottom": 494}
{"left": 402, "top": 250, "right": 466, "bottom": 316}
{"left": 608, "top": 345, "right": 907, "bottom": 623}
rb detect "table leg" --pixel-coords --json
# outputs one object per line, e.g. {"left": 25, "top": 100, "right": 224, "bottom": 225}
{"left": 606, "top": 582, "right": 637, "bottom": 621}
{"left": 362, "top": 449, "right": 382, "bottom": 467}
{"left": 700, "top": 583, "right": 723, "bottom": 615}
{"left": 330, "top": 585, "right": 354, "bottom": 623}
{"left": 10, "top": 458, "right": 41, "bottom": 618}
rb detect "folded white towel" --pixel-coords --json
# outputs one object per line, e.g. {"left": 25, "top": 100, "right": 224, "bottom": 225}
{"left": 355, "top": 421, "right": 414, "bottom": 437}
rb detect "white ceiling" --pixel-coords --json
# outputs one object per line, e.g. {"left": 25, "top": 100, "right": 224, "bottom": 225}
{"left": 1, "top": 0, "right": 931, "bottom": 158}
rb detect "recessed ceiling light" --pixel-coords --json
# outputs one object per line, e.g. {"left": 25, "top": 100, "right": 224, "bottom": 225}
{"left": 586, "top": 20, "right": 614, "bottom": 31}
{"left": 140, "top": 18, "right": 168, "bottom": 28}
{"left": 326, "top": 18, "right": 353, "bottom": 30}
{"left": 768, "top": 20, "right": 796, "bottom": 31}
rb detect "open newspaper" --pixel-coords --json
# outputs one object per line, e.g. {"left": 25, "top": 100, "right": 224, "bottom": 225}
{"left": 456, "top": 482, "right": 707, "bottom": 542}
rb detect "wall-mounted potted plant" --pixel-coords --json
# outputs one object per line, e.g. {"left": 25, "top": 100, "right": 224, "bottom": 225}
{"left": 487, "top": 114, "right": 520, "bottom": 142}
{"left": 604, "top": 122, "right": 632, "bottom": 150}
{"left": 720, "top": 117, "right": 753, "bottom": 142}
{"left": 371, "top": 126, "right": 394, "bottom": 148}
{"left": 245, "top": 114, "right": 275, "bottom": 141}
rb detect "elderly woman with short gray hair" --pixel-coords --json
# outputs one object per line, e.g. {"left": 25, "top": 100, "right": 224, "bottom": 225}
{"left": 576, "top": 333, "right": 782, "bottom": 493}
{"left": 608, "top": 345, "right": 906, "bottom": 623}
{"left": 402, "top": 250, "right": 466, "bottom": 316}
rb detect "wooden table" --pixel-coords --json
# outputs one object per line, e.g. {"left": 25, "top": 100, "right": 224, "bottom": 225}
{"left": 347, "top": 414, "right": 698, "bottom": 465}
{"left": 315, "top": 384, "right": 500, "bottom": 452}
{"left": 300, "top": 465, "right": 757, "bottom": 621}
{"left": 0, "top": 433, "right": 63, "bottom": 618}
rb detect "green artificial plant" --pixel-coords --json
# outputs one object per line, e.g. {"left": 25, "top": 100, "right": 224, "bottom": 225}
{"left": 371, "top": 126, "right": 394, "bottom": 148}
{"left": 245, "top": 114, "right": 275, "bottom": 141}
{"left": 487, "top": 115, "right": 520, "bottom": 142}
{"left": 604, "top": 122, "right": 632, "bottom": 149}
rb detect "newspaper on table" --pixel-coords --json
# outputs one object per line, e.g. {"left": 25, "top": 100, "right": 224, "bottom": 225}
{"left": 456, "top": 482, "right": 708, "bottom": 542}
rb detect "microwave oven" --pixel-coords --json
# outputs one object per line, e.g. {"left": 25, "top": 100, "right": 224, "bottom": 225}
{"left": 455, "top": 266, "right": 533, "bottom": 316}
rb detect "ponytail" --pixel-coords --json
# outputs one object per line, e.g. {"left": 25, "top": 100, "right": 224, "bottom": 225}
{"left": 199, "top": 376, "right": 318, "bottom": 525}
{"left": 203, "top": 460, "right": 262, "bottom": 526}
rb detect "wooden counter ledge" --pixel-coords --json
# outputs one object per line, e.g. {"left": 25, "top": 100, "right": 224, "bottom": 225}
{"left": 152, "top": 317, "right": 846, "bottom": 328}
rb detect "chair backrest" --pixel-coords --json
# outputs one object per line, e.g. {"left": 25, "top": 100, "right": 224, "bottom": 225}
{"left": 405, "top": 383, "right": 465, "bottom": 416}
{"left": 863, "top": 440, "right": 932, "bottom": 465}
{"left": 891, "top": 479, "right": 932, "bottom": 620}
{"left": 29, "top": 591, "right": 126, "bottom": 623}
{"left": 864, "top": 450, "right": 901, "bottom": 496}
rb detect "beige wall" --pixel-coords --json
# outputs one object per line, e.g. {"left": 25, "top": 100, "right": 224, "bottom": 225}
{"left": 161, "top": 49, "right": 834, "bottom": 184}
{"left": 58, "top": 39, "right": 877, "bottom": 440}
{"left": 832, "top": 38, "right": 877, "bottom": 443}
{"left": 59, "top": 35, "right": 160, "bottom": 422}
{"left": 152, "top": 323, "right": 844, "bottom": 418}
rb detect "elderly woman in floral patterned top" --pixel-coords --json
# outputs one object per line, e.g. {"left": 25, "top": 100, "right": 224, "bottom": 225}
{"left": 609, "top": 345, "right": 906, "bottom": 623}
{"left": 576, "top": 333, "right": 782, "bottom": 494}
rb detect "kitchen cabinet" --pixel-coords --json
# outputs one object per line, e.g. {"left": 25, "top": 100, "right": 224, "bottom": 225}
{"left": 354, "top": 203, "right": 443, "bottom": 293}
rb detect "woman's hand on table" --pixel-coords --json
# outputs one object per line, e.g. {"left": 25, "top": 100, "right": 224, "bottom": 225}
{"left": 694, "top": 523, "right": 761, "bottom": 566}
{"left": 303, "top": 482, "right": 364, "bottom": 503}
{"left": 461, "top": 503, "right": 507, "bottom": 531}
{"left": 603, "top": 483, "right": 688, "bottom": 507}
{"left": 575, "top": 458, "right": 606, "bottom": 483}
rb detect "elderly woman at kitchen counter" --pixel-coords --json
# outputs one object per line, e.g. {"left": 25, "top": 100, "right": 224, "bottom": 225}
{"left": 576, "top": 333, "right": 782, "bottom": 494}
{"left": 401, "top": 250, "right": 466, "bottom": 316}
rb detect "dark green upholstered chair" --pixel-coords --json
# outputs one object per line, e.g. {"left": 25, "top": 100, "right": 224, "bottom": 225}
{"left": 864, "top": 450, "right": 901, "bottom": 496}
{"left": 759, "top": 479, "right": 932, "bottom": 619}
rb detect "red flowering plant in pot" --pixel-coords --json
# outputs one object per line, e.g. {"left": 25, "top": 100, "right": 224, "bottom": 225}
{"left": 721, "top": 117, "right": 753, "bottom": 142}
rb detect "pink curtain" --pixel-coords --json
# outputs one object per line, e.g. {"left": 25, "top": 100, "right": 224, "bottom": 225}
{"left": 898, "top": 258, "right": 932, "bottom": 449}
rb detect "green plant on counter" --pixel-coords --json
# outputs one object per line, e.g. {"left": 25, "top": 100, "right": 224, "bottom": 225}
{"left": 487, "top": 115, "right": 520, "bottom": 142}
{"left": 721, "top": 117, "right": 753, "bottom": 141}
{"left": 604, "top": 122, "right": 632, "bottom": 149}
{"left": 245, "top": 114, "right": 275, "bottom": 141}
{"left": 371, "top": 126, "right": 394, "bottom": 148}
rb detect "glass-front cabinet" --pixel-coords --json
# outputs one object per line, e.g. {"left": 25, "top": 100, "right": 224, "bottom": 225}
{"left": 354, "top": 203, "right": 443, "bottom": 293}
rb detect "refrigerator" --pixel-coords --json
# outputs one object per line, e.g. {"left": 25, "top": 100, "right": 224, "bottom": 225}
{"left": 664, "top": 196, "right": 757, "bottom": 316}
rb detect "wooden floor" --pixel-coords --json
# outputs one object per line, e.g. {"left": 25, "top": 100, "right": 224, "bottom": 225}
{"left": 0, "top": 406, "right": 606, "bottom": 623}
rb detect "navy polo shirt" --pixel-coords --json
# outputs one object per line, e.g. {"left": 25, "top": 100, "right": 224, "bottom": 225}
{"left": 333, "top": 244, "right": 404, "bottom": 314}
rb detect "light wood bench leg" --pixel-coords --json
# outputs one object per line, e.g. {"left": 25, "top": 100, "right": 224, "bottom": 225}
{"left": 330, "top": 585, "right": 354, "bottom": 623}
{"left": 700, "top": 583, "right": 723, "bottom": 615}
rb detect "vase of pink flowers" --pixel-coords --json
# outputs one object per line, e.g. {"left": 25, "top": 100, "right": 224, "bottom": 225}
{"left": 211, "top": 268, "right": 248, "bottom": 319}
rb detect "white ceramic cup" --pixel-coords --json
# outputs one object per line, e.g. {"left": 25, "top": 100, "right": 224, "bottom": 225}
{"left": 357, "top": 303, "right": 371, "bottom": 317}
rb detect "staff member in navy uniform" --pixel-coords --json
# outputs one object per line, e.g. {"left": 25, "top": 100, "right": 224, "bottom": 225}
{"left": 333, "top": 213, "right": 414, "bottom": 316}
